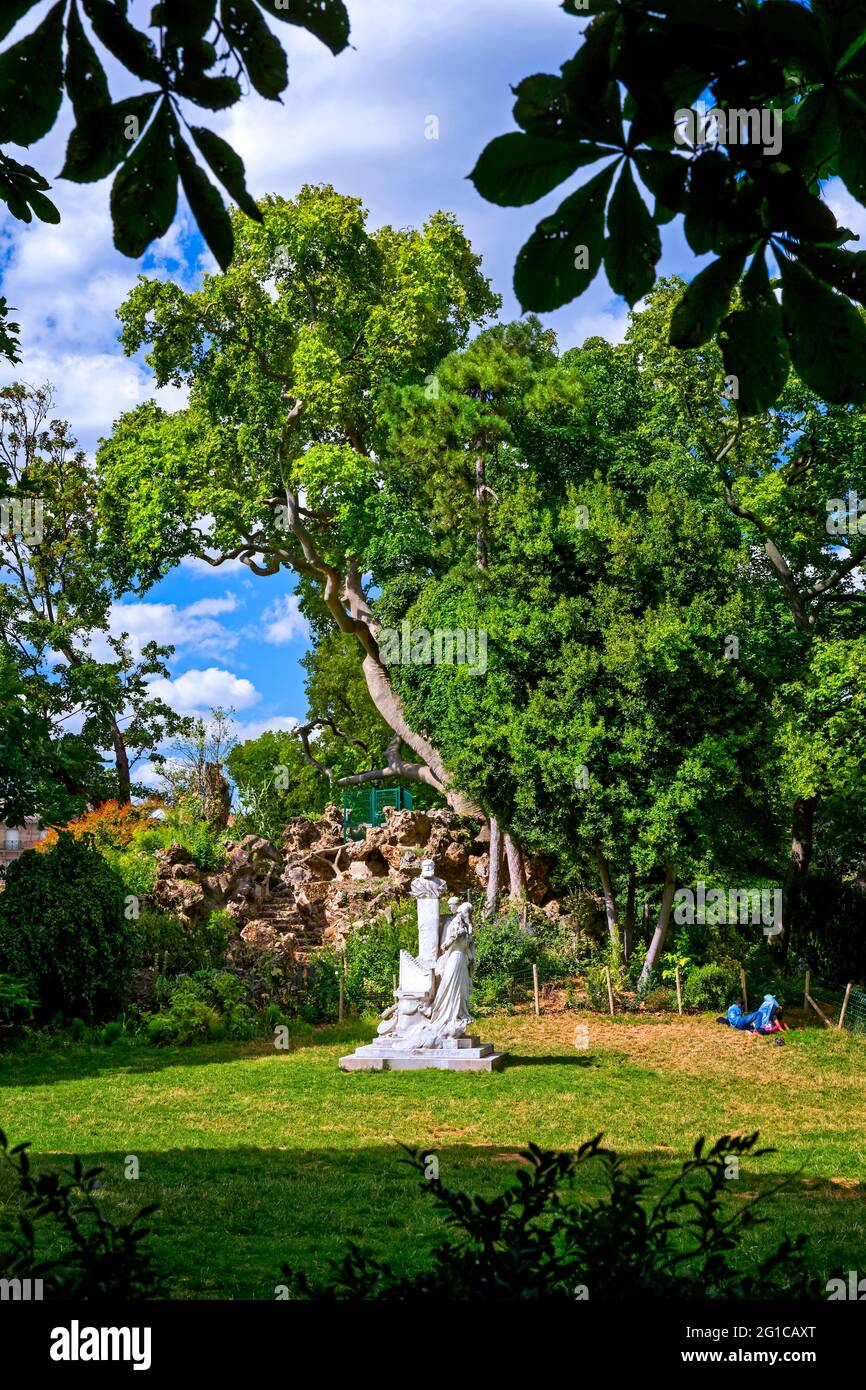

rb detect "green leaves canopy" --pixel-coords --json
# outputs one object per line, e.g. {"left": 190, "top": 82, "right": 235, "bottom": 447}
{"left": 472, "top": 0, "right": 866, "bottom": 408}
{"left": 0, "top": 0, "right": 351, "bottom": 327}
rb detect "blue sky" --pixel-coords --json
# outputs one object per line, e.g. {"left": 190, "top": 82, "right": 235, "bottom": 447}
{"left": 2, "top": 0, "right": 863, "bottom": 784}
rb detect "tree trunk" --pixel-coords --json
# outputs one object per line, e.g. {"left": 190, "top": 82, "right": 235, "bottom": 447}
{"left": 358, "top": 653, "right": 481, "bottom": 815}
{"left": 504, "top": 833, "right": 525, "bottom": 904}
{"left": 596, "top": 847, "right": 620, "bottom": 954}
{"left": 109, "top": 717, "right": 131, "bottom": 804}
{"left": 780, "top": 794, "right": 819, "bottom": 961}
{"left": 475, "top": 454, "right": 487, "bottom": 571}
{"left": 623, "top": 868, "right": 637, "bottom": 961}
{"left": 638, "top": 863, "right": 677, "bottom": 988}
{"left": 485, "top": 816, "right": 501, "bottom": 918}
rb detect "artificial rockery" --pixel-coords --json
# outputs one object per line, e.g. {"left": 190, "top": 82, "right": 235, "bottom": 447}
{"left": 151, "top": 803, "right": 560, "bottom": 966}
{"left": 95, "top": 187, "right": 866, "bottom": 988}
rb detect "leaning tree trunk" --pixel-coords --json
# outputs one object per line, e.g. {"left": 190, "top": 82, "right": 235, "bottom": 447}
{"left": 638, "top": 863, "right": 677, "bottom": 988}
{"left": 108, "top": 716, "right": 131, "bottom": 805}
{"left": 504, "top": 833, "right": 525, "bottom": 905}
{"left": 623, "top": 868, "right": 637, "bottom": 961}
{"left": 596, "top": 847, "right": 620, "bottom": 954}
{"left": 485, "top": 816, "right": 502, "bottom": 917}
{"left": 780, "top": 794, "right": 819, "bottom": 963}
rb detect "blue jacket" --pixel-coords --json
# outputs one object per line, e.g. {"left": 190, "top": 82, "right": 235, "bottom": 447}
{"left": 726, "top": 995, "right": 779, "bottom": 1032}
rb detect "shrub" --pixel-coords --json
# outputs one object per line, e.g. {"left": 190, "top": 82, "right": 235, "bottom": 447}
{"left": 113, "top": 847, "right": 158, "bottom": 899}
{"left": 128, "top": 816, "right": 225, "bottom": 872}
{"left": 474, "top": 913, "right": 538, "bottom": 978}
{"left": 284, "top": 1134, "right": 818, "bottom": 1300}
{"left": 343, "top": 903, "right": 417, "bottom": 1014}
{"left": 643, "top": 986, "right": 677, "bottom": 1013}
{"left": 133, "top": 905, "right": 231, "bottom": 977}
{"left": 293, "top": 952, "right": 343, "bottom": 1024}
{"left": 0, "top": 1129, "right": 165, "bottom": 1299}
{"left": 144, "top": 969, "right": 258, "bottom": 1045}
{"left": 683, "top": 959, "right": 742, "bottom": 1011}
{"left": 36, "top": 799, "right": 164, "bottom": 853}
{"left": 0, "top": 834, "right": 131, "bottom": 1021}
{"left": 0, "top": 973, "right": 36, "bottom": 1026}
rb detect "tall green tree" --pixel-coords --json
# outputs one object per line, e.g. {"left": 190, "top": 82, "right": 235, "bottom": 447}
{"left": 623, "top": 279, "right": 866, "bottom": 947}
{"left": 0, "top": 382, "right": 185, "bottom": 803}
{"left": 96, "top": 185, "right": 500, "bottom": 814}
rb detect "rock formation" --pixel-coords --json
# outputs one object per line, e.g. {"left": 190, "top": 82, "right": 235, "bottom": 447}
{"left": 149, "top": 804, "right": 567, "bottom": 963}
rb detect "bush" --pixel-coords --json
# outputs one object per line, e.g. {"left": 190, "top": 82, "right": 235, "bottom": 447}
{"left": 683, "top": 959, "right": 741, "bottom": 1011}
{"left": 284, "top": 1133, "right": 819, "bottom": 1300}
{"left": 0, "top": 1129, "right": 165, "bottom": 1299}
{"left": 144, "top": 969, "right": 258, "bottom": 1045}
{"left": 0, "top": 834, "right": 132, "bottom": 1021}
{"left": 36, "top": 799, "right": 164, "bottom": 853}
{"left": 643, "top": 986, "right": 677, "bottom": 1013}
{"left": 132, "top": 904, "right": 231, "bottom": 977}
{"left": 0, "top": 973, "right": 36, "bottom": 1026}
{"left": 343, "top": 903, "right": 418, "bottom": 1014}
{"left": 128, "top": 816, "right": 225, "bottom": 872}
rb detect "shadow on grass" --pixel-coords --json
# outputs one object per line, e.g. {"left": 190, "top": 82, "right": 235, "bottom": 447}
{"left": 0, "top": 1019, "right": 379, "bottom": 1088}
{"left": 0, "top": 1140, "right": 859, "bottom": 1300}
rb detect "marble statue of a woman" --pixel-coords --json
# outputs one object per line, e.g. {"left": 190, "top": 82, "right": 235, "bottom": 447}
{"left": 339, "top": 860, "right": 505, "bottom": 1070}
{"left": 428, "top": 901, "right": 475, "bottom": 1039}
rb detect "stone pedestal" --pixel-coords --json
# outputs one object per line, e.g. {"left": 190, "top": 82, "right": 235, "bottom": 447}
{"left": 340, "top": 1034, "right": 506, "bottom": 1072}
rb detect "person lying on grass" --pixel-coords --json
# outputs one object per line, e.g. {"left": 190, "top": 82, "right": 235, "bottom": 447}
{"left": 717, "top": 994, "right": 788, "bottom": 1036}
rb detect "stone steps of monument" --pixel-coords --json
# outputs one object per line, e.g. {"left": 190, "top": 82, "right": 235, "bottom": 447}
{"left": 339, "top": 1036, "right": 507, "bottom": 1071}
{"left": 340, "top": 1048, "right": 507, "bottom": 1073}
{"left": 245, "top": 899, "right": 325, "bottom": 957}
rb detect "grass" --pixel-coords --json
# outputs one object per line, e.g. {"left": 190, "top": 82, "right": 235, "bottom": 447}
{"left": 1, "top": 1008, "right": 865, "bottom": 1298}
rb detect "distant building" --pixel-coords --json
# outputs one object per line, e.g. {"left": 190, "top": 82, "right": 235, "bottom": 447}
{"left": 0, "top": 819, "right": 42, "bottom": 869}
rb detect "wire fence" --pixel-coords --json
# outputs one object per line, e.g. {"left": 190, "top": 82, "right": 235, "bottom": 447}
{"left": 805, "top": 972, "right": 866, "bottom": 1035}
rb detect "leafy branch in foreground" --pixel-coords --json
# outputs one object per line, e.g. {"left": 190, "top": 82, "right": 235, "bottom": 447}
{"left": 0, "top": 1128, "right": 166, "bottom": 1298}
{"left": 472, "top": 0, "right": 866, "bottom": 411}
{"left": 284, "top": 1133, "right": 822, "bottom": 1299}
{"left": 0, "top": 0, "right": 350, "bottom": 302}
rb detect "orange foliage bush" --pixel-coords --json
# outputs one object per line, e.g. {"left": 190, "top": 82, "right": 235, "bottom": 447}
{"left": 37, "top": 800, "right": 165, "bottom": 853}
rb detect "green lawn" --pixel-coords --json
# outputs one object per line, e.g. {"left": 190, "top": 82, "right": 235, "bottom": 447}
{"left": 2, "top": 1010, "right": 865, "bottom": 1298}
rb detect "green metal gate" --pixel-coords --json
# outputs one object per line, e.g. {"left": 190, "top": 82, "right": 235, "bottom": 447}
{"left": 342, "top": 785, "right": 413, "bottom": 841}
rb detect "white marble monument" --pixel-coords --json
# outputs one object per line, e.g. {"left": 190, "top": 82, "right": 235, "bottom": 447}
{"left": 339, "top": 858, "right": 506, "bottom": 1071}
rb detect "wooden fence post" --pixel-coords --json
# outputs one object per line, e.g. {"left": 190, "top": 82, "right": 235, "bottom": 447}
{"left": 838, "top": 982, "right": 853, "bottom": 1031}
{"left": 740, "top": 968, "right": 748, "bottom": 1013}
{"left": 675, "top": 965, "right": 683, "bottom": 1016}
{"left": 605, "top": 965, "right": 615, "bottom": 1016}
{"left": 532, "top": 963, "right": 540, "bottom": 1017}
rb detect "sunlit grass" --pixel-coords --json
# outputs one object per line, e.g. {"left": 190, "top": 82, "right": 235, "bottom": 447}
{"left": 2, "top": 1010, "right": 864, "bottom": 1298}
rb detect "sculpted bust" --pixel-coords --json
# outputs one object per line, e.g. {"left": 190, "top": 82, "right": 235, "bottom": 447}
{"left": 410, "top": 857, "right": 449, "bottom": 899}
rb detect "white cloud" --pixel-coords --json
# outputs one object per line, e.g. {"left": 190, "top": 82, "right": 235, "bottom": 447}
{"left": 231, "top": 715, "right": 301, "bottom": 742}
{"left": 132, "top": 761, "right": 166, "bottom": 792}
{"left": 183, "top": 594, "right": 241, "bottom": 619}
{"left": 86, "top": 595, "right": 242, "bottom": 661}
{"left": 568, "top": 301, "right": 630, "bottom": 349}
{"left": 261, "top": 593, "right": 308, "bottom": 645}
{"left": 146, "top": 667, "right": 261, "bottom": 715}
